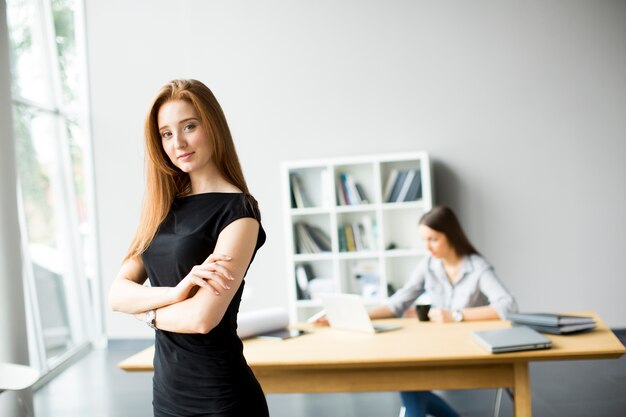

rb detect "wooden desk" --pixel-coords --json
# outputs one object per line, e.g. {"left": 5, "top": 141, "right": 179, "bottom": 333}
{"left": 118, "top": 311, "right": 624, "bottom": 417}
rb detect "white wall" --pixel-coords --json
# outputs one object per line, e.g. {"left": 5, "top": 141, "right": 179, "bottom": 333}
{"left": 85, "top": 0, "right": 626, "bottom": 338}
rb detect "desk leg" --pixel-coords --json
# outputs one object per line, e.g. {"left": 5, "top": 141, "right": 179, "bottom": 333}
{"left": 512, "top": 362, "right": 532, "bottom": 417}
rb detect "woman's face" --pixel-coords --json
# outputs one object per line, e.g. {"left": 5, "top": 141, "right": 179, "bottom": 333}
{"left": 158, "top": 99, "right": 213, "bottom": 174}
{"left": 418, "top": 224, "right": 453, "bottom": 259}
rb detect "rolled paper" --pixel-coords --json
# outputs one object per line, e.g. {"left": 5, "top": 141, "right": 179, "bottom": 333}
{"left": 237, "top": 307, "right": 289, "bottom": 339}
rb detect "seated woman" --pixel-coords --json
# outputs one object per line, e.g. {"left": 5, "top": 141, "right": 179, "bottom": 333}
{"left": 368, "top": 205, "right": 518, "bottom": 417}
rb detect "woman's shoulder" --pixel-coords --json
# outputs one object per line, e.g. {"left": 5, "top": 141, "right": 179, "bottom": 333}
{"left": 466, "top": 253, "right": 493, "bottom": 272}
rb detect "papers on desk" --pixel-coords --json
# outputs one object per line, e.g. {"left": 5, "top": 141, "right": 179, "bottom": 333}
{"left": 507, "top": 312, "right": 596, "bottom": 335}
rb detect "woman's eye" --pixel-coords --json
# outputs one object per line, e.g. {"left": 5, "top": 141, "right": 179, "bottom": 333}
{"left": 184, "top": 124, "right": 196, "bottom": 131}
{"left": 161, "top": 131, "right": 172, "bottom": 139}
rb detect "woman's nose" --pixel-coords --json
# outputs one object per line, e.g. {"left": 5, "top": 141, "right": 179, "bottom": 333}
{"left": 174, "top": 133, "right": 187, "bottom": 148}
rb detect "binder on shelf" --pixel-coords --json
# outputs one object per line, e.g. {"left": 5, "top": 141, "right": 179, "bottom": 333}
{"left": 344, "top": 224, "right": 356, "bottom": 252}
{"left": 395, "top": 169, "right": 416, "bottom": 202}
{"left": 307, "top": 225, "right": 332, "bottom": 251}
{"left": 294, "top": 223, "right": 331, "bottom": 254}
{"left": 403, "top": 169, "right": 422, "bottom": 202}
{"left": 338, "top": 227, "right": 348, "bottom": 252}
{"left": 354, "top": 183, "right": 370, "bottom": 204}
{"left": 387, "top": 170, "right": 408, "bottom": 202}
{"left": 337, "top": 173, "right": 350, "bottom": 205}
{"left": 289, "top": 173, "right": 312, "bottom": 208}
{"left": 382, "top": 169, "right": 400, "bottom": 202}
{"left": 343, "top": 173, "right": 359, "bottom": 205}
{"left": 336, "top": 178, "right": 347, "bottom": 206}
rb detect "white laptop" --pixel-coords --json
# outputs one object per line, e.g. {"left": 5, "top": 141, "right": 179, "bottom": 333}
{"left": 319, "top": 293, "right": 401, "bottom": 334}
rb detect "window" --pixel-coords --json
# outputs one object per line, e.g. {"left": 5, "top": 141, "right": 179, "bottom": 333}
{"left": 6, "top": 0, "right": 103, "bottom": 374}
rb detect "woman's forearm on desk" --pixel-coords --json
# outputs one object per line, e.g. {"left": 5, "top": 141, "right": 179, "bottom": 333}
{"left": 368, "top": 305, "right": 395, "bottom": 319}
{"left": 462, "top": 306, "right": 500, "bottom": 321}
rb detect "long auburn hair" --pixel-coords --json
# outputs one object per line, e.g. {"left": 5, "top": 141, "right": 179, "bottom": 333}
{"left": 125, "top": 79, "right": 258, "bottom": 260}
{"left": 419, "top": 205, "right": 479, "bottom": 257}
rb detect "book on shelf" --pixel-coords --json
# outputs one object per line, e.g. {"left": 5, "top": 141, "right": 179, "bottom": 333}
{"left": 382, "top": 169, "right": 400, "bottom": 202}
{"left": 307, "top": 224, "right": 332, "bottom": 251}
{"left": 387, "top": 170, "right": 408, "bottom": 203}
{"left": 344, "top": 224, "right": 356, "bottom": 252}
{"left": 343, "top": 173, "right": 360, "bottom": 204}
{"left": 337, "top": 172, "right": 368, "bottom": 205}
{"left": 395, "top": 169, "right": 416, "bottom": 202}
{"left": 336, "top": 173, "right": 348, "bottom": 205}
{"left": 383, "top": 168, "right": 422, "bottom": 203}
{"left": 338, "top": 217, "right": 376, "bottom": 252}
{"left": 354, "top": 183, "right": 370, "bottom": 204}
{"left": 289, "top": 173, "right": 312, "bottom": 208}
{"left": 403, "top": 169, "right": 422, "bottom": 202}
{"left": 294, "top": 223, "right": 331, "bottom": 253}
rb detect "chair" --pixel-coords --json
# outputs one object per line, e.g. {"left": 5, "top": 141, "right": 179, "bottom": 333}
{"left": 0, "top": 362, "right": 39, "bottom": 417}
{"left": 492, "top": 387, "right": 514, "bottom": 417}
{"left": 398, "top": 388, "right": 512, "bottom": 417}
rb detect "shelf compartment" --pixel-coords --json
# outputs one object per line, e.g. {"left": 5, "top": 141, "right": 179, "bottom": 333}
{"left": 381, "top": 208, "right": 427, "bottom": 251}
{"left": 294, "top": 260, "right": 335, "bottom": 301}
{"left": 292, "top": 213, "right": 333, "bottom": 255}
{"left": 338, "top": 257, "right": 384, "bottom": 301}
{"left": 333, "top": 162, "right": 376, "bottom": 206}
{"left": 384, "top": 255, "right": 427, "bottom": 296}
{"left": 336, "top": 210, "right": 379, "bottom": 253}
{"left": 288, "top": 166, "right": 333, "bottom": 209}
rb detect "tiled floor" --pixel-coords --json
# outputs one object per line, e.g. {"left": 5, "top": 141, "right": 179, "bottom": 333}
{"left": 34, "top": 330, "right": 626, "bottom": 417}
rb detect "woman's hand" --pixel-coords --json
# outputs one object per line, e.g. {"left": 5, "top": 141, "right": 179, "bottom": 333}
{"left": 312, "top": 316, "right": 329, "bottom": 326}
{"left": 428, "top": 308, "right": 454, "bottom": 323}
{"left": 170, "top": 254, "right": 235, "bottom": 302}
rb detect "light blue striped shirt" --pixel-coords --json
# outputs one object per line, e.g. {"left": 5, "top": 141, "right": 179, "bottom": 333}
{"left": 386, "top": 254, "right": 517, "bottom": 319}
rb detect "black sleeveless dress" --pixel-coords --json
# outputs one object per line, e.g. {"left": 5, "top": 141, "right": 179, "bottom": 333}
{"left": 141, "top": 192, "right": 269, "bottom": 417}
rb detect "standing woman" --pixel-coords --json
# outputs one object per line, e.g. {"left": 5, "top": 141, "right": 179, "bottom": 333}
{"left": 108, "top": 79, "right": 269, "bottom": 417}
{"left": 368, "top": 205, "right": 518, "bottom": 417}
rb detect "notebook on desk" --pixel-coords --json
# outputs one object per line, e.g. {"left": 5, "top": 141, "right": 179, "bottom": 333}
{"left": 319, "top": 293, "right": 401, "bottom": 334}
{"left": 472, "top": 326, "right": 552, "bottom": 353}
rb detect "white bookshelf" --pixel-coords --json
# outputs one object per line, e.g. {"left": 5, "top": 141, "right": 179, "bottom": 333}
{"left": 282, "top": 152, "right": 433, "bottom": 322}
